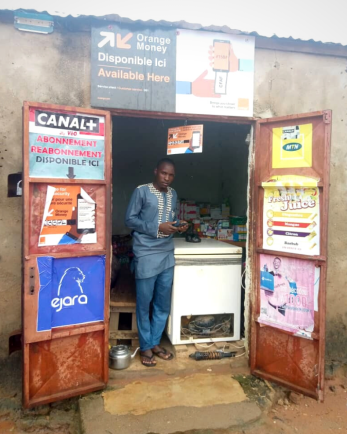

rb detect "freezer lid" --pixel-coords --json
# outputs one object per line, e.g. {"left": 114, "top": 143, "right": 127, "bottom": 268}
{"left": 173, "top": 238, "right": 242, "bottom": 255}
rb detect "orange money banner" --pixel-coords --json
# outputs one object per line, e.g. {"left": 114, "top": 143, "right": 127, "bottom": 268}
{"left": 167, "top": 124, "right": 203, "bottom": 155}
{"left": 39, "top": 185, "right": 96, "bottom": 246}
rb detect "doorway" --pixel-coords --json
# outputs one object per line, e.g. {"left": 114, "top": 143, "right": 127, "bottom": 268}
{"left": 109, "top": 113, "right": 253, "bottom": 351}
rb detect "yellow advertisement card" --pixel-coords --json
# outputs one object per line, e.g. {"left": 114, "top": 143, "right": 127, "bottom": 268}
{"left": 272, "top": 123, "right": 312, "bottom": 169}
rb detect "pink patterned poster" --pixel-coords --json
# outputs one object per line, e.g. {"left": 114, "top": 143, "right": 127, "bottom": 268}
{"left": 259, "top": 254, "right": 319, "bottom": 337}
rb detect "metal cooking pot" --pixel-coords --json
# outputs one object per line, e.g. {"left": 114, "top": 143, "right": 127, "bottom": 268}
{"left": 109, "top": 345, "right": 140, "bottom": 370}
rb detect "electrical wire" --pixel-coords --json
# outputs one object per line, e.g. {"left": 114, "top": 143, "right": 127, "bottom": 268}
{"left": 181, "top": 327, "right": 231, "bottom": 338}
{"left": 229, "top": 343, "right": 245, "bottom": 349}
{"left": 241, "top": 267, "right": 246, "bottom": 290}
{"left": 234, "top": 352, "right": 246, "bottom": 358}
{"left": 194, "top": 342, "right": 215, "bottom": 350}
{"left": 188, "top": 318, "right": 231, "bottom": 329}
{"left": 187, "top": 317, "right": 232, "bottom": 334}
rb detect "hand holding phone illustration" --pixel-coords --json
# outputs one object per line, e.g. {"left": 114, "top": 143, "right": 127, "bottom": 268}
{"left": 214, "top": 71, "right": 228, "bottom": 95}
{"left": 191, "top": 70, "right": 221, "bottom": 98}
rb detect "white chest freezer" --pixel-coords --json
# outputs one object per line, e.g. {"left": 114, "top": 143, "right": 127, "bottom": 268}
{"left": 166, "top": 238, "right": 242, "bottom": 345}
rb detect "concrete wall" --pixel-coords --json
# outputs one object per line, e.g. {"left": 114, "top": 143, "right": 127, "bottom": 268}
{"left": 0, "top": 22, "right": 91, "bottom": 357}
{"left": 0, "top": 19, "right": 346, "bottom": 364}
{"left": 253, "top": 49, "right": 347, "bottom": 363}
{"left": 112, "top": 117, "right": 249, "bottom": 233}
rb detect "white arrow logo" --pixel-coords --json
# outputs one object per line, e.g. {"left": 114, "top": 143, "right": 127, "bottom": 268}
{"left": 98, "top": 31, "right": 115, "bottom": 48}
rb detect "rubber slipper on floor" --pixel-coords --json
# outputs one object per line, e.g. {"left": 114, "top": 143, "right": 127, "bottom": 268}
{"left": 152, "top": 348, "right": 174, "bottom": 360}
{"left": 140, "top": 354, "right": 157, "bottom": 367}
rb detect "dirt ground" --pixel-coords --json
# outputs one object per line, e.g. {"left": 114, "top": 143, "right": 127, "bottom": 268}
{"left": 0, "top": 352, "right": 80, "bottom": 434}
{"left": 147, "top": 377, "right": 347, "bottom": 434}
{"left": 1, "top": 350, "right": 347, "bottom": 434}
{"left": 226, "top": 376, "right": 347, "bottom": 434}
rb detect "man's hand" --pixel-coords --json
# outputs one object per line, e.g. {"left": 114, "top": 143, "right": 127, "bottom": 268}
{"left": 159, "top": 222, "right": 178, "bottom": 235}
{"left": 191, "top": 70, "right": 221, "bottom": 98}
{"left": 177, "top": 221, "right": 189, "bottom": 233}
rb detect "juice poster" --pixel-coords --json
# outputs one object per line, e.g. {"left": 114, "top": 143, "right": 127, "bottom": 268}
{"left": 263, "top": 176, "right": 320, "bottom": 256}
{"left": 259, "top": 254, "right": 319, "bottom": 337}
{"left": 39, "top": 185, "right": 96, "bottom": 246}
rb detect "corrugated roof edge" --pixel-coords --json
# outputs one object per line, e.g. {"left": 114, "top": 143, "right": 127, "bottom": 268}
{"left": 1, "top": 8, "right": 347, "bottom": 50}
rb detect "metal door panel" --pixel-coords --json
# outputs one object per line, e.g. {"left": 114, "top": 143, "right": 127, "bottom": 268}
{"left": 250, "top": 111, "right": 331, "bottom": 401}
{"left": 22, "top": 102, "right": 112, "bottom": 407}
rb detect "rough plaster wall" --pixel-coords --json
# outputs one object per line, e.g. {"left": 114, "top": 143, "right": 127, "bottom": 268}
{"left": 253, "top": 49, "right": 347, "bottom": 363}
{"left": 0, "top": 22, "right": 91, "bottom": 358}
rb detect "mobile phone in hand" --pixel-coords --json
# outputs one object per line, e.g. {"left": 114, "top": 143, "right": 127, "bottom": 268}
{"left": 173, "top": 221, "right": 188, "bottom": 228}
{"left": 213, "top": 39, "right": 230, "bottom": 72}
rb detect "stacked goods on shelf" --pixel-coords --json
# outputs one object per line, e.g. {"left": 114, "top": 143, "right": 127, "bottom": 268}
{"left": 210, "top": 207, "right": 223, "bottom": 219}
{"left": 176, "top": 198, "right": 247, "bottom": 242}
{"left": 199, "top": 203, "right": 211, "bottom": 219}
{"left": 112, "top": 234, "right": 134, "bottom": 266}
{"left": 176, "top": 200, "right": 198, "bottom": 221}
{"left": 111, "top": 234, "right": 134, "bottom": 288}
{"left": 217, "top": 219, "right": 233, "bottom": 241}
{"left": 222, "top": 202, "right": 230, "bottom": 218}
{"left": 200, "top": 220, "right": 219, "bottom": 238}
{"left": 217, "top": 216, "right": 247, "bottom": 241}
{"left": 230, "top": 216, "right": 247, "bottom": 242}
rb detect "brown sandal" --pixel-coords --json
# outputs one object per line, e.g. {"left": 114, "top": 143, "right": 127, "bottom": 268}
{"left": 140, "top": 353, "right": 157, "bottom": 367}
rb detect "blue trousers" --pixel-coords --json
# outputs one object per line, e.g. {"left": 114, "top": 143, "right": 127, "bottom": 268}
{"left": 135, "top": 267, "right": 174, "bottom": 351}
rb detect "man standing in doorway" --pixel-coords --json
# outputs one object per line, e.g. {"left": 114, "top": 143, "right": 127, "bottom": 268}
{"left": 125, "top": 158, "right": 188, "bottom": 366}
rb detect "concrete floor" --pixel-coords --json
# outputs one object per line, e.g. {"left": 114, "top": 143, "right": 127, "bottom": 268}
{"left": 79, "top": 340, "right": 268, "bottom": 434}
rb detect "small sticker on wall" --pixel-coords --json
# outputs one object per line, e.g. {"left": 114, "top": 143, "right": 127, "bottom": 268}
{"left": 39, "top": 185, "right": 97, "bottom": 246}
{"left": 272, "top": 123, "right": 313, "bottom": 168}
{"left": 167, "top": 125, "right": 203, "bottom": 155}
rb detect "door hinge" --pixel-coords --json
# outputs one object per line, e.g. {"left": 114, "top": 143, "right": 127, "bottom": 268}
{"left": 324, "top": 111, "right": 331, "bottom": 124}
{"left": 29, "top": 267, "right": 35, "bottom": 295}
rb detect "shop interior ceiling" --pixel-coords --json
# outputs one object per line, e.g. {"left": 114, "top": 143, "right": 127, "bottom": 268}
{"left": 2, "top": 0, "right": 347, "bottom": 47}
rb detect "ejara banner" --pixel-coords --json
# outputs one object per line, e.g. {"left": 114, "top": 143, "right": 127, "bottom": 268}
{"left": 36, "top": 255, "right": 105, "bottom": 332}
